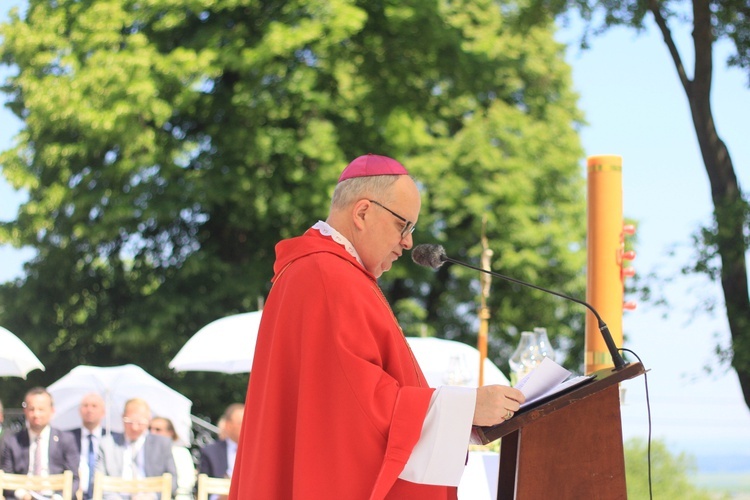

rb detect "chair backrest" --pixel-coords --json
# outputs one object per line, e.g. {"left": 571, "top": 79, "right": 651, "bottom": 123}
{"left": 91, "top": 471, "right": 172, "bottom": 499}
{"left": 196, "top": 473, "right": 231, "bottom": 500}
{"left": 0, "top": 470, "right": 74, "bottom": 500}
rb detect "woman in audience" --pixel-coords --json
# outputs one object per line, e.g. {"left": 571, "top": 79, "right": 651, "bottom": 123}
{"left": 150, "top": 417, "right": 196, "bottom": 499}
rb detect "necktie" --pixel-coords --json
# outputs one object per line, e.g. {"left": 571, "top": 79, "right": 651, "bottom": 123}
{"left": 33, "top": 435, "right": 42, "bottom": 475}
{"left": 87, "top": 434, "right": 96, "bottom": 496}
{"left": 130, "top": 443, "right": 140, "bottom": 479}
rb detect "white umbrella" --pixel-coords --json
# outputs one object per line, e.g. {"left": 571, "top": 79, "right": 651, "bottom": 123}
{"left": 0, "top": 325, "right": 45, "bottom": 378}
{"left": 405, "top": 337, "right": 511, "bottom": 388}
{"left": 169, "top": 311, "right": 261, "bottom": 374}
{"left": 47, "top": 364, "right": 193, "bottom": 446}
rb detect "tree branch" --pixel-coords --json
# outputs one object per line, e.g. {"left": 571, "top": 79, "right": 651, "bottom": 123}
{"left": 647, "top": 0, "right": 692, "bottom": 95}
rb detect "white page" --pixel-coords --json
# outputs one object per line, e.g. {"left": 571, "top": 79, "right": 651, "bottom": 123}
{"left": 519, "top": 375, "right": 595, "bottom": 409}
{"left": 514, "top": 357, "right": 571, "bottom": 400}
{"left": 515, "top": 358, "right": 594, "bottom": 408}
{"left": 514, "top": 358, "right": 597, "bottom": 409}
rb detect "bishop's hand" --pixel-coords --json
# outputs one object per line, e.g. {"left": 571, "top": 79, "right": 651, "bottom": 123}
{"left": 472, "top": 385, "right": 525, "bottom": 426}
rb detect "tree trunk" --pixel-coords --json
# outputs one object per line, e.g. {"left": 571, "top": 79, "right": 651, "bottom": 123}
{"left": 650, "top": 0, "right": 750, "bottom": 408}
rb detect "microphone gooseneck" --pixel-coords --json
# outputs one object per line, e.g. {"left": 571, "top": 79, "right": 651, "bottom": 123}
{"left": 411, "top": 243, "right": 628, "bottom": 371}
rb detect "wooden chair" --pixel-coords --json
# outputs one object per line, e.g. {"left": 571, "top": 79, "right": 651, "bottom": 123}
{"left": 90, "top": 472, "right": 172, "bottom": 499}
{"left": 0, "top": 470, "right": 75, "bottom": 500}
{"left": 195, "top": 474, "right": 231, "bottom": 500}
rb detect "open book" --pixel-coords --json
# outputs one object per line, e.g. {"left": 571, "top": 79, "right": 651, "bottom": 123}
{"left": 515, "top": 357, "right": 595, "bottom": 409}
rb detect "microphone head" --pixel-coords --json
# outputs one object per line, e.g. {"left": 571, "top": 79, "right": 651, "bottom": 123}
{"left": 411, "top": 244, "right": 447, "bottom": 269}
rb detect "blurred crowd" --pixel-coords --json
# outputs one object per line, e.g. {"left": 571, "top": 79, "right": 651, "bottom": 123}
{"left": 0, "top": 388, "right": 243, "bottom": 500}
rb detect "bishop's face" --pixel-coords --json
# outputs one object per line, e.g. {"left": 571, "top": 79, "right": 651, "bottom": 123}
{"left": 357, "top": 176, "right": 420, "bottom": 278}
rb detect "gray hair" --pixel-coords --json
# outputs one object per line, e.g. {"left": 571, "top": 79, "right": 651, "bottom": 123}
{"left": 330, "top": 175, "right": 404, "bottom": 212}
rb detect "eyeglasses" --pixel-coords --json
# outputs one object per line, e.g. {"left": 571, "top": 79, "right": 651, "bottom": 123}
{"left": 368, "top": 200, "right": 416, "bottom": 239}
{"left": 123, "top": 417, "right": 150, "bottom": 426}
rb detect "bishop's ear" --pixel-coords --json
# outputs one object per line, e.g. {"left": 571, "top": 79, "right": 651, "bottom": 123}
{"left": 352, "top": 199, "right": 371, "bottom": 231}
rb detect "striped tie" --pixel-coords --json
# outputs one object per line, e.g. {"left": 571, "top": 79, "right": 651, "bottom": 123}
{"left": 33, "top": 434, "right": 42, "bottom": 475}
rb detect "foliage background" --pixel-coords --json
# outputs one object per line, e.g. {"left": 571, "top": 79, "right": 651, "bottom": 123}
{"left": 624, "top": 438, "right": 714, "bottom": 499}
{"left": 0, "top": 0, "right": 588, "bottom": 420}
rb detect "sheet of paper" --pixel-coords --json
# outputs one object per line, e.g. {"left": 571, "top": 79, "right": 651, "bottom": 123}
{"left": 519, "top": 374, "right": 595, "bottom": 409}
{"left": 513, "top": 357, "right": 597, "bottom": 409}
{"left": 514, "top": 357, "right": 571, "bottom": 401}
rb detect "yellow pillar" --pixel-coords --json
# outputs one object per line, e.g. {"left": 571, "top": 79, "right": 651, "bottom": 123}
{"left": 478, "top": 220, "right": 492, "bottom": 386}
{"left": 585, "top": 155, "right": 624, "bottom": 373}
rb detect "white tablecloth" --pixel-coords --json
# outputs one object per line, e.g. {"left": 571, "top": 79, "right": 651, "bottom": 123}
{"left": 458, "top": 451, "right": 500, "bottom": 499}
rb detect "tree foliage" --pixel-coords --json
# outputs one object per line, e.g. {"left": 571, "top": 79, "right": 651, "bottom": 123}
{"left": 0, "top": 0, "right": 586, "bottom": 419}
{"left": 624, "top": 438, "right": 713, "bottom": 499}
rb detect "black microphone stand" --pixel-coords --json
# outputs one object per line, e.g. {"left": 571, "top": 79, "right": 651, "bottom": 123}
{"left": 439, "top": 254, "right": 629, "bottom": 371}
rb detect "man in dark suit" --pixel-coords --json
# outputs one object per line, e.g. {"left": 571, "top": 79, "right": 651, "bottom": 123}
{"left": 0, "top": 398, "right": 6, "bottom": 460}
{"left": 199, "top": 403, "right": 244, "bottom": 479}
{"left": 1, "top": 387, "right": 80, "bottom": 499}
{"left": 71, "top": 392, "right": 119, "bottom": 499}
{"left": 0, "top": 398, "right": 7, "bottom": 462}
{"left": 96, "top": 398, "right": 176, "bottom": 499}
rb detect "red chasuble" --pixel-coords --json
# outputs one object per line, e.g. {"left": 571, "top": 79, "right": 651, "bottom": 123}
{"left": 229, "top": 229, "right": 458, "bottom": 499}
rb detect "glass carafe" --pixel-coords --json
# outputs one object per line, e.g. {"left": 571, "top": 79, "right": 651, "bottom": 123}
{"left": 509, "top": 331, "right": 540, "bottom": 386}
{"left": 534, "top": 327, "right": 556, "bottom": 362}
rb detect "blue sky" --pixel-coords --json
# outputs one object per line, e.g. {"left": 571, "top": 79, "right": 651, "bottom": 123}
{"left": 556, "top": 19, "right": 750, "bottom": 472}
{"left": 2, "top": 2, "right": 750, "bottom": 473}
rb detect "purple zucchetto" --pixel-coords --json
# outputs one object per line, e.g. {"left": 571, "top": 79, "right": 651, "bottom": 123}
{"left": 338, "top": 154, "right": 409, "bottom": 183}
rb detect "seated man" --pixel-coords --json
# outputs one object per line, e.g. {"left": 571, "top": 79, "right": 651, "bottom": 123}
{"left": 97, "top": 398, "right": 176, "bottom": 499}
{"left": 198, "top": 403, "right": 244, "bottom": 480}
{"left": 0, "top": 398, "right": 6, "bottom": 459}
{"left": 72, "top": 392, "right": 119, "bottom": 500}
{"left": 1, "top": 387, "right": 80, "bottom": 500}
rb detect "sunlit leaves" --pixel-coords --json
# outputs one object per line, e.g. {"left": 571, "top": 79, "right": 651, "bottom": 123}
{"left": 0, "top": 0, "right": 587, "bottom": 414}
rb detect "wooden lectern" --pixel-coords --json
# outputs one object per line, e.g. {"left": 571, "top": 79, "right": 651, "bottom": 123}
{"left": 475, "top": 362, "right": 645, "bottom": 500}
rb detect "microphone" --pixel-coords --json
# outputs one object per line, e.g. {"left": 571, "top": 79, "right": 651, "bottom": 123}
{"left": 411, "top": 243, "right": 628, "bottom": 371}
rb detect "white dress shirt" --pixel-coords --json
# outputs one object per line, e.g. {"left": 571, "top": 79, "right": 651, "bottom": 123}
{"left": 27, "top": 426, "right": 51, "bottom": 476}
{"left": 225, "top": 439, "right": 237, "bottom": 478}
{"left": 122, "top": 434, "right": 147, "bottom": 479}
{"left": 79, "top": 426, "right": 104, "bottom": 495}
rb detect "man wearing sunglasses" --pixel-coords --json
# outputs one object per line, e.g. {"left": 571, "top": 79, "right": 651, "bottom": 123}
{"left": 230, "top": 154, "right": 524, "bottom": 499}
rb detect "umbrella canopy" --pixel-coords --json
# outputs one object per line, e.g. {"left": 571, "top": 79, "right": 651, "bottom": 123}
{"left": 405, "top": 337, "right": 510, "bottom": 388}
{"left": 47, "top": 364, "right": 193, "bottom": 446}
{"left": 169, "top": 311, "right": 261, "bottom": 374}
{"left": 0, "top": 326, "right": 45, "bottom": 378}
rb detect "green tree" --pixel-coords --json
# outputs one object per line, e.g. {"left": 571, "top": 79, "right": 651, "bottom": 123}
{"left": 0, "top": 0, "right": 586, "bottom": 417}
{"left": 525, "top": 0, "right": 750, "bottom": 409}
{"left": 625, "top": 438, "right": 713, "bottom": 499}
